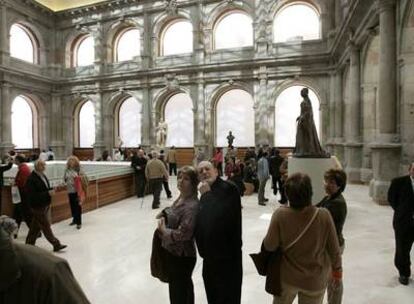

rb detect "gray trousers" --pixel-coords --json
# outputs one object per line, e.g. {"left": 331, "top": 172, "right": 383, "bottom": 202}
{"left": 258, "top": 177, "right": 268, "bottom": 203}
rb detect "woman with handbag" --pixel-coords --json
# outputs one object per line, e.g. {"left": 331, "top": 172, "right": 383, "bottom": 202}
{"left": 262, "top": 173, "right": 342, "bottom": 304}
{"left": 63, "top": 156, "right": 84, "bottom": 230}
{"left": 156, "top": 166, "right": 199, "bottom": 304}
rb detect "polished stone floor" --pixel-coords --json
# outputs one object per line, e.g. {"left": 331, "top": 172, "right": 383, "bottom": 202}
{"left": 15, "top": 179, "right": 414, "bottom": 304}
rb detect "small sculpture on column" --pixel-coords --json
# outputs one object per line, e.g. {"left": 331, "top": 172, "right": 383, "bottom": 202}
{"left": 293, "top": 88, "right": 329, "bottom": 158}
{"left": 156, "top": 120, "right": 168, "bottom": 148}
{"left": 226, "top": 131, "right": 235, "bottom": 147}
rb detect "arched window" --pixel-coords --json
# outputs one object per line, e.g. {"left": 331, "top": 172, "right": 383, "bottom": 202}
{"left": 12, "top": 96, "right": 37, "bottom": 148}
{"left": 73, "top": 35, "right": 95, "bottom": 67}
{"left": 274, "top": 86, "right": 320, "bottom": 146}
{"left": 164, "top": 93, "right": 194, "bottom": 147}
{"left": 214, "top": 12, "right": 253, "bottom": 49}
{"left": 216, "top": 89, "right": 254, "bottom": 147}
{"left": 161, "top": 20, "right": 193, "bottom": 56}
{"left": 115, "top": 28, "right": 140, "bottom": 62}
{"left": 273, "top": 3, "right": 320, "bottom": 43}
{"left": 9, "top": 24, "right": 37, "bottom": 63}
{"left": 118, "top": 97, "right": 141, "bottom": 147}
{"left": 79, "top": 101, "right": 95, "bottom": 147}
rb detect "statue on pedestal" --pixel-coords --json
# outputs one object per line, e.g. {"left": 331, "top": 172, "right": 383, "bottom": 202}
{"left": 294, "top": 88, "right": 329, "bottom": 158}
{"left": 226, "top": 131, "right": 235, "bottom": 147}
{"left": 156, "top": 120, "right": 168, "bottom": 147}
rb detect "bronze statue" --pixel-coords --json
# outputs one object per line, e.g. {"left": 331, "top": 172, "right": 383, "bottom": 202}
{"left": 294, "top": 88, "right": 329, "bottom": 158}
{"left": 226, "top": 131, "right": 235, "bottom": 147}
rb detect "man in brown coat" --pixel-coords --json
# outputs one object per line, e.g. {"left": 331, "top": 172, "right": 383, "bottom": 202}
{"left": 0, "top": 216, "right": 90, "bottom": 304}
{"left": 145, "top": 151, "right": 169, "bottom": 209}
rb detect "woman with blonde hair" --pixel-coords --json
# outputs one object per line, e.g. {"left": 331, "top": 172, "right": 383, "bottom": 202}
{"left": 64, "top": 156, "right": 84, "bottom": 229}
{"left": 156, "top": 166, "right": 199, "bottom": 304}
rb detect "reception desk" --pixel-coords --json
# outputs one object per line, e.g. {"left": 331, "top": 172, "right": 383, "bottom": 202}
{"left": 1, "top": 161, "right": 135, "bottom": 223}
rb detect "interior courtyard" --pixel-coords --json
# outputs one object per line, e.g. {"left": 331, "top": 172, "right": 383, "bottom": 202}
{"left": 1, "top": 0, "right": 414, "bottom": 303}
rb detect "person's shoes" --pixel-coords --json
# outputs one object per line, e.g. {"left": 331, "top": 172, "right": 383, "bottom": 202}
{"left": 167, "top": 195, "right": 172, "bottom": 199}
{"left": 76, "top": 224, "right": 82, "bottom": 230}
{"left": 13, "top": 233, "right": 18, "bottom": 239}
{"left": 264, "top": 198, "right": 269, "bottom": 202}
{"left": 279, "top": 199, "right": 287, "bottom": 204}
{"left": 69, "top": 221, "right": 76, "bottom": 226}
{"left": 53, "top": 244, "right": 67, "bottom": 252}
{"left": 258, "top": 202, "right": 266, "bottom": 206}
{"left": 398, "top": 276, "right": 409, "bottom": 285}
{"left": 36, "top": 232, "right": 42, "bottom": 238}
{"left": 152, "top": 205, "right": 160, "bottom": 209}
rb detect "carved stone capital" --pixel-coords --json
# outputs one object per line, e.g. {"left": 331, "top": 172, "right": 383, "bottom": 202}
{"left": 377, "top": 0, "right": 396, "bottom": 13}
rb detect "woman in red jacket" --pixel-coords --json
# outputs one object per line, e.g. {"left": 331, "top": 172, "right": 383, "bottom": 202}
{"left": 13, "top": 155, "right": 33, "bottom": 238}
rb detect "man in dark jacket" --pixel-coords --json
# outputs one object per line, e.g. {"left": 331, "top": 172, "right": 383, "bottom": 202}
{"left": 0, "top": 157, "right": 13, "bottom": 213}
{"left": 195, "top": 161, "right": 242, "bottom": 304}
{"left": 387, "top": 162, "right": 414, "bottom": 285}
{"left": 0, "top": 216, "right": 90, "bottom": 304}
{"left": 131, "top": 149, "right": 147, "bottom": 198}
{"left": 268, "top": 148, "right": 287, "bottom": 204}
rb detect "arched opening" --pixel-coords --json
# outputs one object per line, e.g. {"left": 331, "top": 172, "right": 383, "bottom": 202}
{"left": 118, "top": 96, "right": 142, "bottom": 147}
{"left": 274, "top": 86, "right": 320, "bottom": 147}
{"left": 9, "top": 24, "right": 38, "bottom": 63}
{"left": 216, "top": 89, "right": 255, "bottom": 147}
{"left": 12, "top": 95, "right": 38, "bottom": 148}
{"left": 78, "top": 100, "right": 95, "bottom": 147}
{"left": 273, "top": 3, "right": 321, "bottom": 43}
{"left": 164, "top": 93, "right": 194, "bottom": 147}
{"left": 214, "top": 11, "right": 253, "bottom": 50}
{"left": 73, "top": 34, "right": 95, "bottom": 67}
{"left": 161, "top": 19, "right": 193, "bottom": 56}
{"left": 114, "top": 28, "right": 140, "bottom": 62}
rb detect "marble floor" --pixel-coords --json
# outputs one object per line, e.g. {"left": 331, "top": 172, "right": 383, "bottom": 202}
{"left": 14, "top": 179, "right": 414, "bottom": 304}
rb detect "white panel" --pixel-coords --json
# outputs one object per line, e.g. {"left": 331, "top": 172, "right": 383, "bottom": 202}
{"left": 77, "top": 36, "right": 95, "bottom": 67}
{"left": 216, "top": 89, "right": 255, "bottom": 147}
{"left": 162, "top": 21, "right": 193, "bottom": 56}
{"left": 79, "top": 101, "right": 95, "bottom": 147}
{"left": 119, "top": 97, "right": 141, "bottom": 147}
{"left": 10, "top": 24, "right": 35, "bottom": 63}
{"left": 117, "top": 29, "right": 140, "bottom": 62}
{"left": 214, "top": 13, "right": 253, "bottom": 50}
{"left": 12, "top": 96, "right": 34, "bottom": 148}
{"left": 165, "top": 93, "right": 194, "bottom": 147}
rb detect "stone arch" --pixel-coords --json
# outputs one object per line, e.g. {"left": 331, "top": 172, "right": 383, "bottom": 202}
{"left": 206, "top": 1, "right": 254, "bottom": 50}
{"left": 399, "top": 0, "right": 414, "bottom": 54}
{"left": 152, "top": 9, "right": 193, "bottom": 57}
{"left": 7, "top": 19, "right": 46, "bottom": 64}
{"left": 208, "top": 82, "right": 254, "bottom": 146}
{"left": 153, "top": 87, "right": 192, "bottom": 123}
{"left": 64, "top": 29, "right": 93, "bottom": 68}
{"left": 106, "top": 19, "right": 144, "bottom": 62}
{"left": 270, "top": 0, "right": 322, "bottom": 42}
{"left": 72, "top": 96, "right": 95, "bottom": 147}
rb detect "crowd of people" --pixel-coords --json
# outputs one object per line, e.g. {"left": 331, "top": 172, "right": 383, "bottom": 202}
{"left": 0, "top": 144, "right": 412, "bottom": 304}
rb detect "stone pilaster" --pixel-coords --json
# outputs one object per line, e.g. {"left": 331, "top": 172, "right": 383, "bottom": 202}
{"left": 370, "top": 0, "right": 401, "bottom": 204}
{"left": 191, "top": 74, "right": 206, "bottom": 147}
{"left": 256, "top": 67, "right": 269, "bottom": 146}
{"left": 93, "top": 23, "right": 105, "bottom": 74}
{"left": 344, "top": 44, "right": 362, "bottom": 182}
{"left": 326, "top": 72, "right": 336, "bottom": 153}
{"left": 48, "top": 93, "right": 65, "bottom": 159}
{"left": 335, "top": 0, "right": 343, "bottom": 28}
{"left": 141, "top": 84, "right": 151, "bottom": 147}
{"left": 92, "top": 88, "right": 106, "bottom": 158}
{"left": 0, "top": 1, "right": 9, "bottom": 65}
{"left": 333, "top": 71, "right": 344, "bottom": 161}
{"left": 141, "top": 12, "right": 152, "bottom": 69}
{"left": 0, "top": 83, "right": 14, "bottom": 155}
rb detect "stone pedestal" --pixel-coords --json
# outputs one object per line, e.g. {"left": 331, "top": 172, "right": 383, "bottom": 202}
{"left": 344, "top": 143, "right": 362, "bottom": 182}
{"left": 288, "top": 156, "right": 340, "bottom": 204}
{"left": 369, "top": 143, "right": 401, "bottom": 205}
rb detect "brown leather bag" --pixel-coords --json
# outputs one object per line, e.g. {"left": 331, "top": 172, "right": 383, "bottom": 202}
{"left": 150, "top": 230, "right": 169, "bottom": 283}
{"left": 250, "top": 208, "right": 319, "bottom": 296}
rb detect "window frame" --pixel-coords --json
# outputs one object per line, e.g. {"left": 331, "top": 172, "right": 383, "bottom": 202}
{"left": 9, "top": 23, "right": 39, "bottom": 64}
{"left": 71, "top": 34, "right": 94, "bottom": 67}
{"left": 113, "top": 27, "right": 141, "bottom": 62}
{"left": 11, "top": 95, "right": 39, "bottom": 149}
{"left": 159, "top": 18, "right": 193, "bottom": 56}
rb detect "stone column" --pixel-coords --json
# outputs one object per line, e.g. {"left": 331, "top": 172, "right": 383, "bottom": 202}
{"left": 333, "top": 70, "right": 344, "bottom": 161}
{"left": 190, "top": 75, "right": 206, "bottom": 146}
{"left": 326, "top": 72, "right": 336, "bottom": 154}
{"left": 344, "top": 44, "right": 362, "bottom": 182}
{"left": 48, "top": 93, "right": 65, "bottom": 158}
{"left": 141, "top": 12, "right": 152, "bottom": 69}
{"left": 0, "top": 83, "right": 14, "bottom": 155}
{"left": 92, "top": 89, "right": 106, "bottom": 158}
{"left": 335, "top": 0, "right": 343, "bottom": 28}
{"left": 192, "top": 3, "right": 204, "bottom": 64}
{"left": 0, "top": 1, "right": 9, "bottom": 65}
{"left": 255, "top": 67, "right": 269, "bottom": 146}
{"left": 370, "top": 0, "right": 401, "bottom": 204}
{"left": 93, "top": 23, "right": 105, "bottom": 74}
{"left": 141, "top": 84, "right": 151, "bottom": 148}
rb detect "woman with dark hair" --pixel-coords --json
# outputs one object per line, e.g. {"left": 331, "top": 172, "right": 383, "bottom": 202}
{"left": 156, "top": 166, "right": 199, "bottom": 304}
{"left": 317, "top": 169, "right": 347, "bottom": 304}
{"left": 262, "top": 173, "right": 342, "bottom": 304}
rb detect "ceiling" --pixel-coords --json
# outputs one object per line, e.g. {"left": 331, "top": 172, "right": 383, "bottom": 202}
{"left": 35, "top": 0, "right": 108, "bottom": 11}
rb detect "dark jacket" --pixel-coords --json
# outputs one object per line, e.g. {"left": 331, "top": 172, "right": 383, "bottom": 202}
{"left": 388, "top": 175, "right": 414, "bottom": 229}
{"left": 268, "top": 155, "right": 284, "bottom": 178}
{"left": 0, "top": 228, "right": 90, "bottom": 304}
{"left": 0, "top": 162, "right": 13, "bottom": 188}
{"left": 195, "top": 178, "right": 242, "bottom": 259}
{"left": 131, "top": 156, "right": 147, "bottom": 176}
{"left": 25, "top": 171, "right": 52, "bottom": 209}
{"left": 317, "top": 192, "right": 347, "bottom": 246}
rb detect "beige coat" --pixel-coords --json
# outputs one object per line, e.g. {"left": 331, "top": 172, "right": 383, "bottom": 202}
{"left": 145, "top": 158, "right": 169, "bottom": 180}
{"left": 166, "top": 149, "right": 177, "bottom": 163}
{"left": 263, "top": 205, "right": 341, "bottom": 291}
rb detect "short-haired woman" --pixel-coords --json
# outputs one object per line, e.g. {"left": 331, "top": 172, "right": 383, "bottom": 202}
{"left": 156, "top": 166, "right": 199, "bottom": 304}
{"left": 262, "top": 173, "right": 342, "bottom": 304}
{"left": 317, "top": 169, "right": 347, "bottom": 304}
{"left": 64, "top": 156, "right": 83, "bottom": 229}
